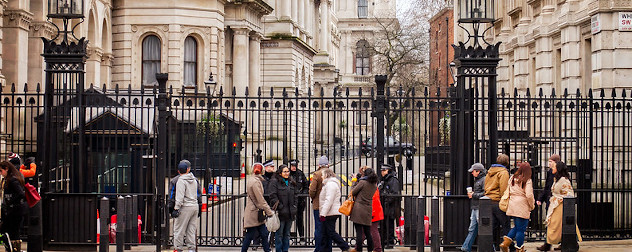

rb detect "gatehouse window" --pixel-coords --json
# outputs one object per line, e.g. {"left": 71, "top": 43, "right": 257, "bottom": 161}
{"left": 184, "top": 36, "right": 198, "bottom": 87}
{"left": 142, "top": 35, "right": 161, "bottom": 86}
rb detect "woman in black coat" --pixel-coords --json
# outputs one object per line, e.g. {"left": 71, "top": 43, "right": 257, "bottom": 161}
{"left": 0, "top": 161, "right": 27, "bottom": 251}
{"left": 269, "top": 164, "right": 298, "bottom": 252}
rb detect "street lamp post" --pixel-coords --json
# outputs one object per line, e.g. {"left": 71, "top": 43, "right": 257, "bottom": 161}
{"left": 452, "top": 0, "right": 500, "bottom": 193}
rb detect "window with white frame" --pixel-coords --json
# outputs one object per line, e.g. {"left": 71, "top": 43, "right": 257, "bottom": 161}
{"left": 184, "top": 36, "right": 198, "bottom": 87}
{"left": 142, "top": 35, "right": 161, "bottom": 86}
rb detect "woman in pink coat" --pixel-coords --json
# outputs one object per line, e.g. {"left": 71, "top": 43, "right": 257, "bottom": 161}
{"left": 499, "top": 162, "right": 535, "bottom": 252}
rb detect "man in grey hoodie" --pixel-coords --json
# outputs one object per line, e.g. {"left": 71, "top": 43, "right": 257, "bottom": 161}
{"left": 173, "top": 160, "right": 201, "bottom": 252}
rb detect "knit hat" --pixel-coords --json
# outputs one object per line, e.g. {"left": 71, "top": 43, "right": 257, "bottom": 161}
{"left": 177, "top": 160, "right": 190, "bottom": 173}
{"left": 252, "top": 162, "right": 264, "bottom": 175}
{"left": 8, "top": 152, "right": 21, "bottom": 166}
{"left": 467, "top": 163, "right": 486, "bottom": 173}
{"left": 317, "top": 156, "right": 329, "bottom": 167}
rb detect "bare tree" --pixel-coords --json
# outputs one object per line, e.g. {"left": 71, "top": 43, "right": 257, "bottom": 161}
{"left": 363, "top": 0, "right": 450, "bottom": 138}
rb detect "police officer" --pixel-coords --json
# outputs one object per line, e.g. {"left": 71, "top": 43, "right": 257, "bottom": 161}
{"left": 289, "top": 159, "right": 308, "bottom": 242}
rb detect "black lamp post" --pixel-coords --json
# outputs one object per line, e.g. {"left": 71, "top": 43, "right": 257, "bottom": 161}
{"left": 451, "top": 0, "right": 501, "bottom": 194}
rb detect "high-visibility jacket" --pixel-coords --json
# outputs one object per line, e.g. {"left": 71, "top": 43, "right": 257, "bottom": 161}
{"left": 20, "top": 163, "right": 36, "bottom": 178}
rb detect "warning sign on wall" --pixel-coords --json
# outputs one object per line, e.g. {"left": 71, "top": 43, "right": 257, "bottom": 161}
{"left": 619, "top": 12, "right": 632, "bottom": 31}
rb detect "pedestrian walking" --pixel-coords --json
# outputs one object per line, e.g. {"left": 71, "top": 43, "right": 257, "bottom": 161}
{"left": 269, "top": 164, "right": 298, "bottom": 252}
{"left": 318, "top": 168, "right": 350, "bottom": 252}
{"left": 535, "top": 154, "right": 560, "bottom": 250}
{"left": 350, "top": 167, "right": 378, "bottom": 252}
{"left": 289, "top": 159, "right": 309, "bottom": 243}
{"left": 537, "top": 161, "right": 582, "bottom": 251}
{"left": 484, "top": 154, "right": 511, "bottom": 251}
{"left": 172, "top": 160, "right": 201, "bottom": 252}
{"left": 0, "top": 161, "right": 27, "bottom": 252}
{"left": 500, "top": 162, "right": 535, "bottom": 252}
{"left": 309, "top": 156, "right": 330, "bottom": 252}
{"left": 378, "top": 163, "right": 400, "bottom": 249}
{"left": 458, "top": 163, "right": 486, "bottom": 252}
{"left": 243, "top": 162, "right": 275, "bottom": 252}
{"left": 368, "top": 185, "right": 384, "bottom": 252}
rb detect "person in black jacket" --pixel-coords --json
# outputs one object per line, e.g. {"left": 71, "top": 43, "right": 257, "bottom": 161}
{"left": 0, "top": 161, "right": 28, "bottom": 252}
{"left": 269, "top": 164, "right": 298, "bottom": 252}
{"left": 289, "top": 159, "right": 308, "bottom": 242}
{"left": 458, "top": 163, "right": 487, "bottom": 252}
{"left": 379, "top": 163, "right": 401, "bottom": 249}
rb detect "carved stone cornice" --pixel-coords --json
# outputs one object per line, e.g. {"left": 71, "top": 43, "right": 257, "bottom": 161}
{"left": 0, "top": 0, "right": 8, "bottom": 15}
{"left": 30, "top": 21, "right": 57, "bottom": 39}
{"left": 233, "top": 27, "right": 251, "bottom": 36}
{"left": 5, "top": 9, "right": 33, "bottom": 31}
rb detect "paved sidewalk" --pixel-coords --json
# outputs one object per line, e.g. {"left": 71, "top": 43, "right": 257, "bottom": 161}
{"left": 20, "top": 239, "right": 632, "bottom": 251}
{"left": 118, "top": 239, "right": 632, "bottom": 251}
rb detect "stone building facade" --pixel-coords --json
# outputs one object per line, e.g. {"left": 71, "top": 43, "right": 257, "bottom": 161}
{"left": 0, "top": 0, "right": 396, "bottom": 159}
{"left": 454, "top": 0, "right": 632, "bottom": 95}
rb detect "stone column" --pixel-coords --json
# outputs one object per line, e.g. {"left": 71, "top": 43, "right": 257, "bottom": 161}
{"left": 86, "top": 47, "right": 103, "bottom": 86}
{"left": 561, "top": 25, "right": 581, "bottom": 94}
{"left": 232, "top": 28, "right": 250, "bottom": 96}
{"left": 319, "top": 2, "right": 329, "bottom": 53}
{"left": 280, "top": 0, "right": 291, "bottom": 20}
{"left": 298, "top": 0, "right": 305, "bottom": 30}
{"left": 0, "top": 0, "right": 7, "bottom": 86}
{"left": 3, "top": 9, "right": 33, "bottom": 89}
{"left": 101, "top": 53, "right": 113, "bottom": 86}
{"left": 292, "top": 0, "right": 298, "bottom": 24}
{"left": 249, "top": 34, "right": 261, "bottom": 96}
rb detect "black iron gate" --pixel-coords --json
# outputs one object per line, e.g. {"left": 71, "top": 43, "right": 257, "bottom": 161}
{"left": 2, "top": 76, "right": 632, "bottom": 247}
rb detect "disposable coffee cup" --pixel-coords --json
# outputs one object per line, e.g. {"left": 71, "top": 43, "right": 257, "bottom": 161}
{"left": 466, "top": 187, "right": 473, "bottom": 193}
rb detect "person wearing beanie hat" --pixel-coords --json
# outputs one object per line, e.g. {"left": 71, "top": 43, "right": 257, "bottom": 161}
{"left": 288, "top": 159, "right": 308, "bottom": 242}
{"left": 308, "top": 155, "right": 330, "bottom": 252}
{"left": 172, "top": 159, "right": 202, "bottom": 252}
{"left": 8, "top": 152, "right": 21, "bottom": 167}
{"left": 459, "top": 163, "right": 487, "bottom": 252}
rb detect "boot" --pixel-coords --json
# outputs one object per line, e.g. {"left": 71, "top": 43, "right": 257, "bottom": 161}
{"left": 11, "top": 240, "right": 21, "bottom": 252}
{"left": 499, "top": 236, "right": 513, "bottom": 252}
{"left": 515, "top": 245, "right": 525, "bottom": 252}
{"left": 536, "top": 243, "right": 551, "bottom": 251}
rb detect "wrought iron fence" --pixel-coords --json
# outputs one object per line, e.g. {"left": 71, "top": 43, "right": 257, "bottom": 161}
{"left": 1, "top": 80, "right": 631, "bottom": 247}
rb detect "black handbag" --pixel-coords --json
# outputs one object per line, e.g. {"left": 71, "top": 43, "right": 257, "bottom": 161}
{"left": 249, "top": 194, "right": 267, "bottom": 222}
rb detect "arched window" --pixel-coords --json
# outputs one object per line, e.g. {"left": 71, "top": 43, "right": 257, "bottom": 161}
{"left": 184, "top": 36, "right": 198, "bottom": 87}
{"left": 355, "top": 40, "right": 370, "bottom": 75}
{"left": 142, "top": 35, "right": 161, "bottom": 85}
{"left": 358, "top": 0, "right": 368, "bottom": 18}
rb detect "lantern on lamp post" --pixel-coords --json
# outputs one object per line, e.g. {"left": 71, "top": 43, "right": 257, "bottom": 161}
{"left": 456, "top": 0, "right": 495, "bottom": 47}
{"left": 47, "top": 0, "right": 85, "bottom": 43}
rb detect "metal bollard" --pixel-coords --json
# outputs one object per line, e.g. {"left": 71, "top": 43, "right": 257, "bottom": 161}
{"left": 125, "top": 195, "right": 133, "bottom": 250}
{"left": 27, "top": 200, "right": 43, "bottom": 252}
{"left": 416, "top": 196, "right": 426, "bottom": 252}
{"left": 132, "top": 195, "right": 139, "bottom": 244}
{"left": 100, "top": 197, "right": 110, "bottom": 252}
{"left": 117, "top": 196, "right": 126, "bottom": 252}
{"left": 478, "top": 196, "right": 493, "bottom": 252}
{"left": 431, "top": 196, "right": 440, "bottom": 252}
{"left": 562, "top": 196, "right": 579, "bottom": 252}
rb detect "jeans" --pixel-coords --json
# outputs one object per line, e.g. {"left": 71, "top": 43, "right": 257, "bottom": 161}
{"left": 362, "top": 221, "right": 382, "bottom": 252}
{"left": 321, "top": 216, "right": 350, "bottom": 252}
{"left": 275, "top": 220, "right": 292, "bottom": 252}
{"left": 491, "top": 202, "right": 510, "bottom": 249}
{"left": 242, "top": 224, "right": 270, "bottom": 252}
{"left": 354, "top": 223, "right": 373, "bottom": 252}
{"left": 506, "top": 217, "right": 529, "bottom": 247}
{"left": 313, "top": 210, "right": 322, "bottom": 252}
{"left": 461, "top": 209, "right": 479, "bottom": 252}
